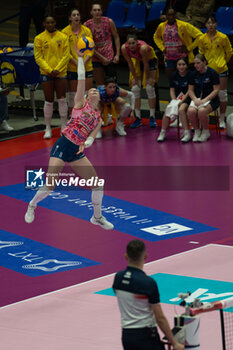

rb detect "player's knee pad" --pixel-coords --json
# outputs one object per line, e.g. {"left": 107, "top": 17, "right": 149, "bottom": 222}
{"left": 226, "top": 113, "right": 233, "bottom": 137}
{"left": 57, "top": 98, "right": 68, "bottom": 117}
{"left": 131, "top": 84, "right": 141, "bottom": 99}
{"left": 68, "top": 92, "right": 76, "bottom": 108}
{"left": 146, "top": 84, "right": 155, "bottom": 99}
{"left": 120, "top": 103, "right": 131, "bottom": 118}
{"left": 219, "top": 89, "right": 228, "bottom": 102}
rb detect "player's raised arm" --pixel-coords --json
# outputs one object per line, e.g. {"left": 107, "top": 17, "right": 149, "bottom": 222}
{"left": 74, "top": 49, "right": 86, "bottom": 108}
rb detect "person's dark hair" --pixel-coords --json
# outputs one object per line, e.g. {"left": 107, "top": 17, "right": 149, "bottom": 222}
{"left": 69, "top": 8, "right": 80, "bottom": 18}
{"left": 166, "top": 7, "right": 176, "bottom": 14}
{"left": 176, "top": 56, "right": 189, "bottom": 67}
{"left": 44, "top": 15, "right": 55, "bottom": 21}
{"left": 91, "top": 2, "right": 102, "bottom": 10}
{"left": 195, "top": 53, "right": 208, "bottom": 65}
{"left": 205, "top": 15, "right": 217, "bottom": 24}
{"left": 126, "top": 240, "right": 146, "bottom": 261}
{"left": 104, "top": 76, "right": 116, "bottom": 85}
{"left": 126, "top": 33, "right": 138, "bottom": 41}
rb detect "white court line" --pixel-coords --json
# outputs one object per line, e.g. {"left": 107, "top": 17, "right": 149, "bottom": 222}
{"left": 1, "top": 243, "right": 231, "bottom": 310}
{"left": 209, "top": 243, "right": 233, "bottom": 249}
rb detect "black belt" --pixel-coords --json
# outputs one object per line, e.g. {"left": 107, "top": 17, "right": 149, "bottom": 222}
{"left": 123, "top": 326, "right": 158, "bottom": 333}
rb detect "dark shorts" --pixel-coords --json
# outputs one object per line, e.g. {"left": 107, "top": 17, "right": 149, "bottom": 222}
{"left": 92, "top": 61, "right": 111, "bottom": 68}
{"left": 148, "top": 58, "right": 157, "bottom": 71}
{"left": 67, "top": 70, "right": 94, "bottom": 80}
{"left": 93, "top": 61, "right": 117, "bottom": 78}
{"left": 122, "top": 328, "right": 165, "bottom": 350}
{"left": 219, "top": 70, "right": 229, "bottom": 78}
{"left": 210, "top": 99, "right": 220, "bottom": 111}
{"left": 40, "top": 75, "right": 67, "bottom": 82}
{"left": 165, "top": 59, "right": 177, "bottom": 69}
{"left": 183, "top": 96, "right": 191, "bottom": 105}
{"left": 50, "top": 135, "right": 85, "bottom": 162}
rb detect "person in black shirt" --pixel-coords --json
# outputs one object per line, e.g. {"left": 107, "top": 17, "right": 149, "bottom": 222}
{"left": 19, "top": 0, "right": 48, "bottom": 47}
{"left": 188, "top": 53, "right": 220, "bottom": 142}
{"left": 157, "top": 57, "right": 191, "bottom": 143}
{"left": 113, "top": 239, "right": 184, "bottom": 350}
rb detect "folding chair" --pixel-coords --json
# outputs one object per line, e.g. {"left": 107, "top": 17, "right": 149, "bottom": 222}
{"left": 122, "top": 1, "right": 146, "bottom": 29}
{"left": 147, "top": 1, "right": 165, "bottom": 22}
{"left": 106, "top": 0, "right": 126, "bottom": 28}
{"left": 177, "top": 115, "right": 181, "bottom": 140}
{"left": 216, "top": 6, "right": 233, "bottom": 35}
{"left": 211, "top": 109, "right": 221, "bottom": 137}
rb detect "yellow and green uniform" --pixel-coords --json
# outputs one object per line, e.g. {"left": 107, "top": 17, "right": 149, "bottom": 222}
{"left": 153, "top": 19, "right": 202, "bottom": 63}
{"left": 198, "top": 31, "right": 233, "bottom": 74}
{"left": 34, "top": 29, "right": 69, "bottom": 77}
{"left": 62, "top": 24, "right": 94, "bottom": 73}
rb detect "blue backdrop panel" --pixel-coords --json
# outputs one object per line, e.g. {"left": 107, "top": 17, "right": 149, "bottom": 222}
{"left": 0, "top": 46, "right": 40, "bottom": 85}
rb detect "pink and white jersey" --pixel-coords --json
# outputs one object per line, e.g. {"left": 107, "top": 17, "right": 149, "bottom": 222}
{"left": 125, "top": 40, "right": 150, "bottom": 60}
{"left": 164, "top": 22, "right": 186, "bottom": 61}
{"left": 62, "top": 100, "right": 101, "bottom": 145}
{"left": 85, "top": 17, "right": 114, "bottom": 62}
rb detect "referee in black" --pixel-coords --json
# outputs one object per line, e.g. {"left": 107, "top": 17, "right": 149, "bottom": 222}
{"left": 112, "top": 239, "right": 184, "bottom": 350}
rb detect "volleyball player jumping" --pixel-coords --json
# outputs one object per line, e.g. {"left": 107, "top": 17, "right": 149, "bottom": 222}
{"left": 25, "top": 50, "right": 113, "bottom": 230}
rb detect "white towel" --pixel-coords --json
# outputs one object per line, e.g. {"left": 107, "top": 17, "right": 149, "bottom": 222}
{"left": 190, "top": 99, "right": 210, "bottom": 109}
{"left": 165, "top": 99, "right": 180, "bottom": 120}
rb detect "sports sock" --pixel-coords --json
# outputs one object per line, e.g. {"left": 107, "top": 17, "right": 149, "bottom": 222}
{"left": 44, "top": 101, "right": 53, "bottom": 129}
{"left": 29, "top": 186, "right": 52, "bottom": 207}
{"left": 91, "top": 187, "right": 103, "bottom": 218}
{"left": 135, "top": 109, "right": 141, "bottom": 118}
{"left": 58, "top": 98, "right": 68, "bottom": 127}
{"left": 150, "top": 109, "right": 155, "bottom": 118}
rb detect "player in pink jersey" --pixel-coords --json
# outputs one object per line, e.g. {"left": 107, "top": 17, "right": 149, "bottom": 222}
{"left": 24, "top": 50, "right": 113, "bottom": 230}
{"left": 153, "top": 8, "right": 202, "bottom": 80}
{"left": 121, "top": 34, "right": 158, "bottom": 128}
{"left": 84, "top": 2, "right": 120, "bottom": 86}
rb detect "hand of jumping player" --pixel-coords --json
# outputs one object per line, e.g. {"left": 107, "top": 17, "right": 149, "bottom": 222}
{"left": 77, "top": 143, "right": 85, "bottom": 154}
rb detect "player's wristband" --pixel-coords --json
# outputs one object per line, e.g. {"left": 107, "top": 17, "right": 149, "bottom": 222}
{"left": 84, "top": 136, "right": 94, "bottom": 148}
